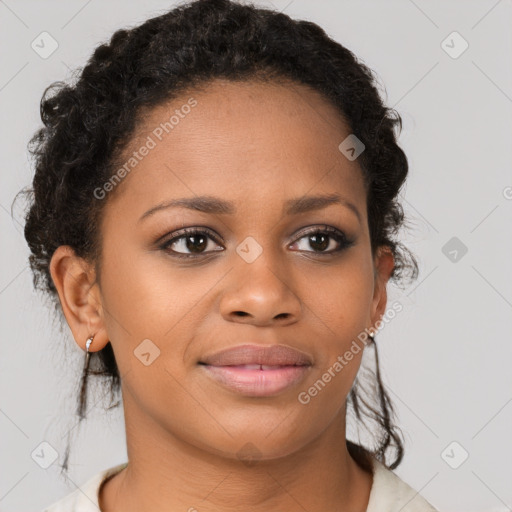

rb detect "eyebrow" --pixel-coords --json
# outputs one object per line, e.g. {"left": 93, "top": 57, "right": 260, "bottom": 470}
{"left": 138, "top": 193, "right": 361, "bottom": 223}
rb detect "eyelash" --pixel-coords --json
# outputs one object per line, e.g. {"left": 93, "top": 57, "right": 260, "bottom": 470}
{"left": 158, "top": 225, "right": 354, "bottom": 260}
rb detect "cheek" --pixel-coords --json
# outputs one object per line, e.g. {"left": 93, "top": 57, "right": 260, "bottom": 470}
{"left": 300, "top": 254, "right": 374, "bottom": 344}
{"left": 100, "top": 240, "right": 202, "bottom": 328}
{"left": 97, "top": 247, "right": 204, "bottom": 425}
{"left": 97, "top": 241, "right": 201, "bottom": 371}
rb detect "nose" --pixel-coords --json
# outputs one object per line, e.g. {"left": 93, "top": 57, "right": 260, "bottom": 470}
{"left": 219, "top": 254, "right": 302, "bottom": 327}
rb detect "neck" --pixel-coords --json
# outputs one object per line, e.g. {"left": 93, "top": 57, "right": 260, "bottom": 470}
{"left": 100, "top": 394, "right": 373, "bottom": 512}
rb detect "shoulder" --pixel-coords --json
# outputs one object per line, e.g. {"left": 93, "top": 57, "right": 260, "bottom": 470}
{"left": 367, "top": 457, "right": 439, "bottom": 512}
{"left": 41, "top": 462, "right": 128, "bottom": 512}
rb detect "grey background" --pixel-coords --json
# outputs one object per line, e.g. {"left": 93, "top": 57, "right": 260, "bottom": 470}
{"left": 1, "top": 0, "right": 511, "bottom": 511}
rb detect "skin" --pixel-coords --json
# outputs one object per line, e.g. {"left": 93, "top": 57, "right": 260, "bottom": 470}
{"left": 50, "top": 78, "right": 395, "bottom": 512}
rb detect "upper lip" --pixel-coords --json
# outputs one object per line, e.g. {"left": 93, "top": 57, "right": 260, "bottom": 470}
{"left": 200, "top": 344, "right": 313, "bottom": 366}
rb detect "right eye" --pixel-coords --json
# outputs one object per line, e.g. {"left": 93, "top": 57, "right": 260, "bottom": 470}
{"left": 159, "top": 228, "right": 224, "bottom": 259}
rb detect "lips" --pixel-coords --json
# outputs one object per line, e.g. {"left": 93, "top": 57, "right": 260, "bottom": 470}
{"left": 198, "top": 344, "right": 312, "bottom": 397}
{"left": 199, "top": 344, "right": 313, "bottom": 367}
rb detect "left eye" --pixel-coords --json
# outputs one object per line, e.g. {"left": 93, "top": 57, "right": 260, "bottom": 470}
{"left": 290, "top": 226, "right": 353, "bottom": 254}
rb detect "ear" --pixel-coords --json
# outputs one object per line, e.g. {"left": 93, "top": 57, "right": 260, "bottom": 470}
{"left": 49, "top": 245, "right": 109, "bottom": 352}
{"left": 369, "top": 245, "right": 395, "bottom": 333}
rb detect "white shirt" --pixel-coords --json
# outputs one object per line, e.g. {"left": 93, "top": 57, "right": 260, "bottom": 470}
{"left": 42, "top": 457, "right": 438, "bottom": 511}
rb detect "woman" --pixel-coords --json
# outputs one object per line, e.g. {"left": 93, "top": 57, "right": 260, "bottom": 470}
{"left": 22, "top": 0, "right": 437, "bottom": 510}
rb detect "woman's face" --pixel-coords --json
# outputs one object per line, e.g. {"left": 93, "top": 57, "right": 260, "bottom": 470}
{"left": 55, "top": 78, "right": 393, "bottom": 461}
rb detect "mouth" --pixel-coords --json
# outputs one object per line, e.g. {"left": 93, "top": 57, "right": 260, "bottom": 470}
{"left": 198, "top": 362, "right": 312, "bottom": 397}
{"left": 198, "top": 343, "right": 313, "bottom": 397}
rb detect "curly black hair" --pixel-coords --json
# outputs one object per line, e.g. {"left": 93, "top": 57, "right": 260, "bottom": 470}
{"left": 16, "top": 0, "right": 419, "bottom": 475}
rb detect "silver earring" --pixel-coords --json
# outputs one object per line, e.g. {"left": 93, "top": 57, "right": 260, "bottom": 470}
{"left": 85, "top": 335, "right": 94, "bottom": 353}
{"left": 84, "top": 334, "right": 94, "bottom": 370}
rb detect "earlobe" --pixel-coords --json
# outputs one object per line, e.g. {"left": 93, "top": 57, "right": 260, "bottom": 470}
{"left": 49, "top": 245, "right": 108, "bottom": 352}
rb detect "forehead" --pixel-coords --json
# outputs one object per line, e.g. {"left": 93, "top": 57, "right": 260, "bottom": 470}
{"left": 105, "top": 78, "right": 366, "bottom": 217}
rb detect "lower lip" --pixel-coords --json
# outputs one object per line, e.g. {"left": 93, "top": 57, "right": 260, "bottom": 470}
{"left": 200, "top": 364, "right": 311, "bottom": 397}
